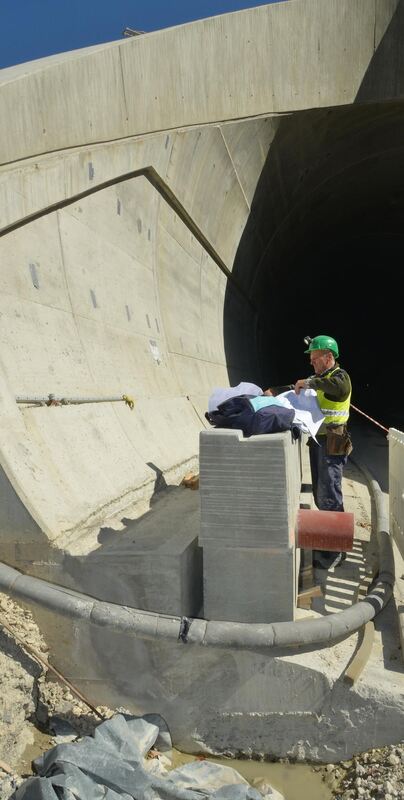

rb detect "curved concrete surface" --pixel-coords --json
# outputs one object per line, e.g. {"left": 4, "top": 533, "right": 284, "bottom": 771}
{"left": 1, "top": 0, "right": 404, "bottom": 757}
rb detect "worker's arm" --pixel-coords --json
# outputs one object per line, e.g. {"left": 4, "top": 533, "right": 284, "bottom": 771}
{"left": 264, "top": 384, "right": 294, "bottom": 396}
{"left": 309, "top": 368, "right": 351, "bottom": 400}
{"left": 295, "top": 368, "right": 351, "bottom": 400}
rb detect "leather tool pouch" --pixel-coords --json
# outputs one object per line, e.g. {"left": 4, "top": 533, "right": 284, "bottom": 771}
{"left": 326, "top": 426, "right": 353, "bottom": 456}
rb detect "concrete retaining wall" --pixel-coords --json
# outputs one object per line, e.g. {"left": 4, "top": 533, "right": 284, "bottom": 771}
{"left": 0, "top": 124, "right": 263, "bottom": 561}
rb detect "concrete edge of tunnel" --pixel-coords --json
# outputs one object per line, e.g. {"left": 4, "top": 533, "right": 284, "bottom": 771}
{"left": 0, "top": 458, "right": 394, "bottom": 651}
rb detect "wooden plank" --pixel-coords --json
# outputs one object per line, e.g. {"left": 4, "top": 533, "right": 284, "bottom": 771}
{"left": 343, "top": 621, "right": 375, "bottom": 685}
{"left": 297, "top": 584, "right": 323, "bottom": 608}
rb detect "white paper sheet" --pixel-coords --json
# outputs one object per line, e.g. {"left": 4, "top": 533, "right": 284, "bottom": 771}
{"left": 278, "top": 388, "right": 324, "bottom": 441}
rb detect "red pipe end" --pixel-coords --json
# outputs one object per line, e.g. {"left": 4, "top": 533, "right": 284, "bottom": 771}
{"left": 297, "top": 508, "right": 354, "bottom": 551}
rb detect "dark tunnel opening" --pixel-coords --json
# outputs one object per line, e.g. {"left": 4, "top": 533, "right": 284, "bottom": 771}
{"left": 224, "top": 101, "right": 404, "bottom": 432}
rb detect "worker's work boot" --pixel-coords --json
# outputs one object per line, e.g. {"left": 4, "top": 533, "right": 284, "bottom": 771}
{"left": 313, "top": 550, "right": 346, "bottom": 570}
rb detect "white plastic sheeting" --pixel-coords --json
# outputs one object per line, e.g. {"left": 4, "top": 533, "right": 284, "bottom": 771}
{"left": 12, "top": 714, "right": 284, "bottom": 800}
{"left": 278, "top": 389, "right": 324, "bottom": 441}
{"left": 208, "top": 384, "right": 263, "bottom": 412}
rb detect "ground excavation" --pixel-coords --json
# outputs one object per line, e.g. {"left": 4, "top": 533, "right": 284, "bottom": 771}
{"left": 0, "top": 588, "right": 403, "bottom": 800}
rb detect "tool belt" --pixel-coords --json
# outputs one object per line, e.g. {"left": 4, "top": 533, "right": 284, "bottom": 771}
{"left": 326, "top": 425, "right": 353, "bottom": 456}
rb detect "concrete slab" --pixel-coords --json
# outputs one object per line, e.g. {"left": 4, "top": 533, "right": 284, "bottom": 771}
{"left": 72, "top": 486, "right": 203, "bottom": 617}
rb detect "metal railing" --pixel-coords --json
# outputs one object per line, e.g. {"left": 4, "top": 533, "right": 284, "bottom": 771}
{"left": 389, "top": 428, "right": 404, "bottom": 561}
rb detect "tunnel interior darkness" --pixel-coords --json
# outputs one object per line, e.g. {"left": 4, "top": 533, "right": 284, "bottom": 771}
{"left": 225, "top": 102, "right": 404, "bottom": 431}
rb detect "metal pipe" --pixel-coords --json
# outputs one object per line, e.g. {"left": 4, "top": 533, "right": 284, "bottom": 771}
{"left": 0, "top": 460, "right": 394, "bottom": 651}
{"left": 296, "top": 508, "right": 354, "bottom": 551}
{"left": 15, "top": 394, "right": 135, "bottom": 409}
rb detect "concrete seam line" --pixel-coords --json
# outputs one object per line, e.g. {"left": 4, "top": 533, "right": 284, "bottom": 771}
{"left": 0, "top": 110, "right": 288, "bottom": 171}
{"left": 0, "top": 165, "right": 255, "bottom": 312}
{"left": 0, "top": 461, "right": 392, "bottom": 650}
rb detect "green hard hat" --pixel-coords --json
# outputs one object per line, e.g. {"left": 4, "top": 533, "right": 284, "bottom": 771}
{"left": 305, "top": 334, "right": 339, "bottom": 358}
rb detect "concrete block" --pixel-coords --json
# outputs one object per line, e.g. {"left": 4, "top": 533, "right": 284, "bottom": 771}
{"left": 72, "top": 488, "right": 203, "bottom": 618}
{"left": 76, "top": 533, "right": 202, "bottom": 616}
{"left": 199, "top": 429, "right": 301, "bottom": 548}
{"left": 203, "top": 543, "right": 296, "bottom": 623}
{"left": 76, "top": 531, "right": 202, "bottom": 619}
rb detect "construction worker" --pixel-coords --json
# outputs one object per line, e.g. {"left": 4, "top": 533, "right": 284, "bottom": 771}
{"left": 295, "top": 335, "right": 352, "bottom": 569}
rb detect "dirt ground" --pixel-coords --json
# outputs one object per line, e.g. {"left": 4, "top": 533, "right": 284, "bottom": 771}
{"left": 0, "top": 591, "right": 114, "bottom": 798}
{"left": 0, "top": 589, "right": 402, "bottom": 800}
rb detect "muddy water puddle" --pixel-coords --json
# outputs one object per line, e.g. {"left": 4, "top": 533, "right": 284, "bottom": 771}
{"left": 18, "top": 727, "right": 333, "bottom": 800}
{"left": 171, "top": 750, "right": 333, "bottom": 800}
{"left": 17, "top": 725, "right": 53, "bottom": 775}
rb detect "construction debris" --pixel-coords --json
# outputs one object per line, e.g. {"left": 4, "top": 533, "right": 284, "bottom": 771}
{"left": 182, "top": 472, "right": 200, "bottom": 490}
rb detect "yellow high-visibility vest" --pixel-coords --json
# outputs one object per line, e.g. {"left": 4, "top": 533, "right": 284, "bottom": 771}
{"left": 316, "top": 367, "right": 351, "bottom": 425}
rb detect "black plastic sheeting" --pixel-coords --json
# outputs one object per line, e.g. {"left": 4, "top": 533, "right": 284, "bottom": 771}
{"left": 12, "top": 714, "right": 275, "bottom": 799}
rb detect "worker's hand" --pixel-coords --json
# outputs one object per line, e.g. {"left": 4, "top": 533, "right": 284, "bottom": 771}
{"left": 294, "top": 379, "right": 307, "bottom": 395}
{"left": 263, "top": 388, "right": 274, "bottom": 396}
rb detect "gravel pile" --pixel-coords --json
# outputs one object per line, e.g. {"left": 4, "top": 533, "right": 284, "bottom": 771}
{"left": 331, "top": 744, "right": 404, "bottom": 799}
{"left": 0, "top": 591, "right": 114, "bottom": 799}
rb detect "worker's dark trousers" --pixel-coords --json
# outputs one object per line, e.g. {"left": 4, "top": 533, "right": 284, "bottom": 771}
{"left": 309, "top": 438, "right": 348, "bottom": 564}
{"left": 309, "top": 437, "right": 347, "bottom": 512}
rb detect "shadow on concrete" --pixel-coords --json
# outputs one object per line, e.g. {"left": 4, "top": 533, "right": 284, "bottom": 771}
{"left": 65, "top": 470, "right": 203, "bottom": 618}
{"left": 355, "top": 0, "right": 404, "bottom": 105}
{"left": 145, "top": 461, "right": 171, "bottom": 496}
{"left": 97, "top": 462, "right": 174, "bottom": 546}
{"left": 311, "top": 537, "right": 366, "bottom": 616}
{"left": 373, "top": 596, "right": 404, "bottom": 675}
{"left": 344, "top": 456, "right": 371, "bottom": 493}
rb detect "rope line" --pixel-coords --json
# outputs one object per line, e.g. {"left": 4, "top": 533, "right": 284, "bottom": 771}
{"left": 351, "top": 403, "right": 389, "bottom": 434}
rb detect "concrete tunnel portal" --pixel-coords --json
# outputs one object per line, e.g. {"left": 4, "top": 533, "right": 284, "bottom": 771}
{"left": 225, "top": 101, "right": 404, "bottom": 431}
{"left": 1, "top": 0, "right": 404, "bottom": 759}
{"left": 2, "top": 101, "right": 402, "bottom": 433}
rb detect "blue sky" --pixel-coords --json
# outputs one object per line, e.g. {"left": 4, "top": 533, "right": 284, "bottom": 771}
{"left": 1, "top": 1, "right": 281, "bottom": 70}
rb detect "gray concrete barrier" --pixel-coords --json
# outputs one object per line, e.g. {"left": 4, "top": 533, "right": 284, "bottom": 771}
{"left": 0, "top": 459, "right": 393, "bottom": 651}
